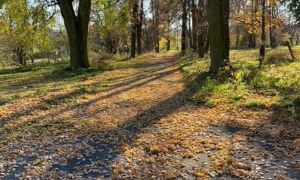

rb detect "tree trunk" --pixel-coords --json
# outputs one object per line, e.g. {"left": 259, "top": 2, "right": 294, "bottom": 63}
{"left": 286, "top": 40, "right": 296, "bottom": 60}
{"left": 197, "top": 0, "right": 209, "bottom": 57}
{"left": 191, "top": 0, "right": 198, "bottom": 51}
{"left": 208, "top": 0, "right": 225, "bottom": 74}
{"left": 130, "top": 0, "right": 138, "bottom": 58}
{"left": 236, "top": 25, "right": 240, "bottom": 49}
{"left": 205, "top": 35, "right": 209, "bottom": 54}
{"left": 181, "top": 0, "right": 188, "bottom": 53}
{"left": 188, "top": 1, "right": 193, "bottom": 49}
{"left": 259, "top": 0, "right": 266, "bottom": 66}
{"left": 58, "top": 0, "right": 91, "bottom": 70}
{"left": 137, "top": 0, "right": 143, "bottom": 55}
{"left": 248, "top": 33, "right": 256, "bottom": 48}
{"left": 151, "top": 0, "right": 160, "bottom": 53}
{"left": 167, "top": 39, "right": 171, "bottom": 51}
{"left": 235, "top": 1, "right": 241, "bottom": 49}
{"left": 269, "top": 6, "right": 277, "bottom": 49}
{"left": 15, "top": 47, "right": 26, "bottom": 67}
{"left": 222, "top": 0, "right": 230, "bottom": 65}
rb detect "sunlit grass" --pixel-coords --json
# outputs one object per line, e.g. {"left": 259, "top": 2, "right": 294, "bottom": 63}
{"left": 180, "top": 47, "right": 300, "bottom": 119}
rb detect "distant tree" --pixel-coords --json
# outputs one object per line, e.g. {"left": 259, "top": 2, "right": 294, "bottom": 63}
{"left": 0, "top": 0, "right": 53, "bottom": 66}
{"left": 288, "top": 0, "right": 300, "bottom": 24}
{"left": 91, "top": 0, "right": 129, "bottom": 54}
{"left": 152, "top": 0, "right": 160, "bottom": 53}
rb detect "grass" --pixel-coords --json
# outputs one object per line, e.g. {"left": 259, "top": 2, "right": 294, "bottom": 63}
{"left": 0, "top": 60, "right": 106, "bottom": 107}
{"left": 180, "top": 46, "right": 300, "bottom": 119}
{"left": 0, "top": 52, "right": 176, "bottom": 136}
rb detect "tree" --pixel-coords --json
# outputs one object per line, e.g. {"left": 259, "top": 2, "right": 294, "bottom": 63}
{"left": 137, "top": 0, "right": 143, "bottom": 55}
{"left": 259, "top": 0, "right": 266, "bottom": 66}
{"left": 181, "top": 0, "right": 188, "bottom": 53}
{"left": 130, "top": 0, "right": 138, "bottom": 58}
{"left": 159, "top": 0, "right": 181, "bottom": 51}
{"left": 288, "top": 0, "right": 300, "bottom": 24}
{"left": 223, "top": 0, "right": 230, "bottom": 64}
{"left": 57, "top": 0, "right": 91, "bottom": 69}
{"left": 152, "top": 0, "right": 160, "bottom": 53}
{"left": 0, "top": 0, "right": 54, "bottom": 66}
{"left": 91, "top": 0, "right": 130, "bottom": 54}
{"left": 197, "top": 0, "right": 209, "bottom": 58}
{"left": 208, "top": 0, "right": 227, "bottom": 74}
{"left": 191, "top": 0, "right": 197, "bottom": 51}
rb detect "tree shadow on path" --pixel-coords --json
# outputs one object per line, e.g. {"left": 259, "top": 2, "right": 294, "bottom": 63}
{"left": 1, "top": 56, "right": 210, "bottom": 179}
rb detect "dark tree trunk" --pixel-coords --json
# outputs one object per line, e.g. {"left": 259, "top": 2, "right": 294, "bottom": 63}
{"left": 248, "top": 33, "right": 256, "bottom": 48}
{"left": 222, "top": 0, "right": 230, "bottom": 65}
{"left": 151, "top": 0, "right": 160, "bottom": 53}
{"left": 191, "top": 0, "right": 198, "bottom": 51}
{"left": 286, "top": 40, "right": 296, "bottom": 60}
{"left": 205, "top": 35, "right": 209, "bottom": 54}
{"left": 208, "top": 0, "right": 225, "bottom": 74}
{"left": 197, "top": 0, "right": 208, "bottom": 57}
{"left": 167, "top": 39, "right": 171, "bottom": 51}
{"left": 236, "top": 25, "right": 240, "bottom": 49}
{"left": 188, "top": 1, "right": 193, "bottom": 49}
{"left": 259, "top": 0, "right": 266, "bottom": 66}
{"left": 181, "top": 0, "right": 188, "bottom": 53}
{"left": 58, "top": 0, "right": 91, "bottom": 70}
{"left": 15, "top": 47, "right": 26, "bottom": 67}
{"left": 137, "top": 0, "right": 143, "bottom": 55}
{"left": 155, "top": 0, "right": 160, "bottom": 53}
{"left": 235, "top": 1, "right": 241, "bottom": 49}
{"left": 248, "top": 0, "right": 257, "bottom": 49}
{"left": 198, "top": 33, "right": 205, "bottom": 58}
{"left": 130, "top": 0, "right": 138, "bottom": 58}
{"left": 269, "top": 6, "right": 277, "bottom": 49}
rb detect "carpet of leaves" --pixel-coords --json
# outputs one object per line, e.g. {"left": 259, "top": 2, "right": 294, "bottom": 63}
{"left": 0, "top": 54, "right": 299, "bottom": 179}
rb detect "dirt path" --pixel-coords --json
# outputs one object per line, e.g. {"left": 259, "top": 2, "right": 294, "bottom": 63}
{"left": 1, "top": 54, "right": 300, "bottom": 179}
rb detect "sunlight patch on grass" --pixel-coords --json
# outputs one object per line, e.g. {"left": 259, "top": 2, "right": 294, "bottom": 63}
{"left": 180, "top": 48, "right": 300, "bottom": 119}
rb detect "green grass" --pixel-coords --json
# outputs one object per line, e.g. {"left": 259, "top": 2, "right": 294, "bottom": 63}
{"left": 180, "top": 47, "right": 300, "bottom": 119}
{"left": 0, "top": 59, "right": 107, "bottom": 107}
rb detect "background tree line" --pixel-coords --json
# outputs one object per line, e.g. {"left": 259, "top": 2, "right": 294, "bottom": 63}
{"left": 0, "top": 0, "right": 299, "bottom": 72}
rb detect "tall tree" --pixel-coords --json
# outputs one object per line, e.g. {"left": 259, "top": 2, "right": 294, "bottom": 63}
{"left": 269, "top": 1, "right": 278, "bottom": 49}
{"left": 191, "top": 0, "right": 198, "bottom": 51}
{"left": 137, "top": 0, "right": 144, "bottom": 55}
{"left": 208, "top": 0, "right": 226, "bottom": 74}
{"left": 152, "top": 0, "right": 160, "bottom": 53}
{"left": 57, "top": 0, "right": 91, "bottom": 69}
{"left": 259, "top": 0, "right": 266, "bottom": 66}
{"left": 223, "top": 0, "right": 230, "bottom": 64}
{"left": 197, "top": 0, "right": 208, "bottom": 58}
{"left": 130, "top": 0, "right": 138, "bottom": 58}
{"left": 181, "top": 0, "right": 188, "bottom": 53}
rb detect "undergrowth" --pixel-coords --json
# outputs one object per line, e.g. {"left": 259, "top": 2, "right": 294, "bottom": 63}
{"left": 180, "top": 47, "right": 300, "bottom": 119}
